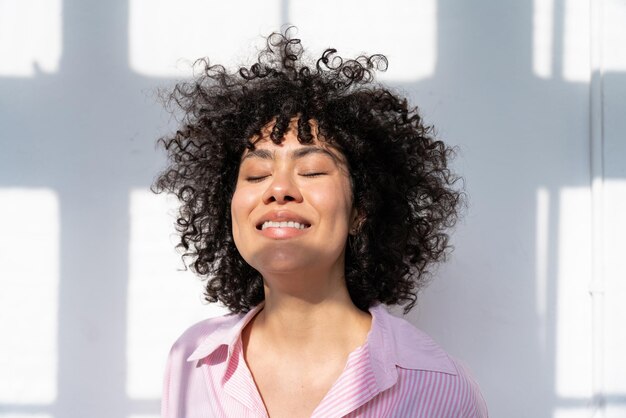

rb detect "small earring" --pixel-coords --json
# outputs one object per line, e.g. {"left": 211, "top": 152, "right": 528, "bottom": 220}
{"left": 350, "top": 215, "right": 365, "bottom": 236}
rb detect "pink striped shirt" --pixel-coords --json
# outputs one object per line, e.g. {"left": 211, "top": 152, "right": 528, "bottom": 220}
{"left": 162, "top": 303, "right": 488, "bottom": 417}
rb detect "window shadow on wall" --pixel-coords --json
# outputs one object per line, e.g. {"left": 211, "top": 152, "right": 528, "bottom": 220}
{"left": 0, "top": 0, "right": 624, "bottom": 417}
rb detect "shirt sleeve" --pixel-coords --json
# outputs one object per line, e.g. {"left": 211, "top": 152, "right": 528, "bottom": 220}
{"left": 161, "top": 343, "right": 176, "bottom": 418}
{"left": 161, "top": 340, "right": 191, "bottom": 418}
{"left": 454, "top": 358, "right": 489, "bottom": 418}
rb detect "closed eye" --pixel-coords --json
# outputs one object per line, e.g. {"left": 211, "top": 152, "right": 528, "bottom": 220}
{"left": 246, "top": 176, "right": 269, "bottom": 183}
{"left": 301, "top": 172, "right": 326, "bottom": 178}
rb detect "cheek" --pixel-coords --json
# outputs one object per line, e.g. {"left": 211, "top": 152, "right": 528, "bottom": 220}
{"left": 230, "top": 187, "right": 256, "bottom": 235}
{"left": 308, "top": 180, "right": 354, "bottom": 224}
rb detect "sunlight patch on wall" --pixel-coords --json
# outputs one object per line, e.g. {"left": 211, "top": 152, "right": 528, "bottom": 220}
{"left": 555, "top": 187, "right": 592, "bottom": 399}
{"left": 289, "top": 0, "right": 436, "bottom": 83}
{"left": 533, "top": 0, "right": 593, "bottom": 81}
{"left": 562, "top": 0, "right": 590, "bottom": 82}
{"left": 0, "top": 0, "right": 61, "bottom": 77}
{"left": 604, "top": 0, "right": 626, "bottom": 71}
{"left": 607, "top": 406, "right": 626, "bottom": 418}
{"left": 535, "top": 187, "right": 550, "bottom": 350}
{"left": 129, "top": 0, "right": 281, "bottom": 77}
{"left": 0, "top": 189, "right": 58, "bottom": 403}
{"left": 604, "top": 180, "right": 626, "bottom": 397}
{"left": 553, "top": 409, "right": 589, "bottom": 418}
{"left": 126, "top": 189, "right": 228, "bottom": 399}
{"left": 535, "top": 187, "right": 550, "bottom": 317}
{"left": 532, "top": 0, "right": 554, "bottom": 78}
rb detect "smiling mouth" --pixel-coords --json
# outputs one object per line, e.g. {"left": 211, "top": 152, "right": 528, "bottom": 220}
{"left": 257, "top": 221, "right": 311, "bottom": 230}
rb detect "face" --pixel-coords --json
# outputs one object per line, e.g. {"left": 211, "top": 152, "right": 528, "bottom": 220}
{"left": 231, "top": 122, "right": 357, "bottom": 276}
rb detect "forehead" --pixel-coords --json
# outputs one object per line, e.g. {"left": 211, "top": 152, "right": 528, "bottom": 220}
{"left": 240, "top": 135, "right": 347, "bottom": 166}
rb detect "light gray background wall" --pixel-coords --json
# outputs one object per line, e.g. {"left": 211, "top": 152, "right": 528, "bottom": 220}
{"left": 1, "top": 0, "right": 624, "bottom": 417}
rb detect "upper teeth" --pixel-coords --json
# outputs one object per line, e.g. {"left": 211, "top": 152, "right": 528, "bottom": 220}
{"left": 261, "top": 221, "right": 308, "bottom": 230}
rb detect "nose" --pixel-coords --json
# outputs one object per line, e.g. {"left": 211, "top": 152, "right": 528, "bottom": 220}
{"left": 262, "top": 170, "right": 303, "bottom": 204}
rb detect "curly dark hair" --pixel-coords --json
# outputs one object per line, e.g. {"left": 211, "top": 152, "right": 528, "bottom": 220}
{"left": 153, "top": 28, "right": 463, "bottom": 314}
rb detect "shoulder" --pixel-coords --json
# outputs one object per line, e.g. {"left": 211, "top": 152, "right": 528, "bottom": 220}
{"left": 161, "top": 313, "right": 242, "bottom": 418}
{"left": 395, "top": 357, "right": 489, "bottom": 417}
{"left": 373, "top": 307, "right": 489, "bottom": 417}
{"left": 373, "top": 306, "right": 458, "bottom": 375}
{"left": 443, "top": 357, "right": 490, "bottom": 417}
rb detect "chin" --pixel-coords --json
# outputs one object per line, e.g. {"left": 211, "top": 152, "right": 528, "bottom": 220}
{"left": 253, "top": 254, "right": 313, "bottom": 274}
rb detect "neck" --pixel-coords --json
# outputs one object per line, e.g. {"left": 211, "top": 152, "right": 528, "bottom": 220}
{"left": 250, "top": 270, "right": 372, "bottom": 355}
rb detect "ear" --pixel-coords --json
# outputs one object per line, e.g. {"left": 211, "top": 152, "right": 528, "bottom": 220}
{"left": 349, "top": 208, "right": 365, "bottom": 235}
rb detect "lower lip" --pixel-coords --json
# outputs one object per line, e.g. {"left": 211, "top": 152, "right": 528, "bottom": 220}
{"left": 257, "top": 226, "right": 310, "bottom": 239}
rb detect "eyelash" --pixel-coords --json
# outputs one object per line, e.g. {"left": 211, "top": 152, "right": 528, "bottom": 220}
{"left": 246, "top": 176, "right": 268, "bottom": 183}
{"left": 245, "top": 173, "right": 326, "bottom": 183}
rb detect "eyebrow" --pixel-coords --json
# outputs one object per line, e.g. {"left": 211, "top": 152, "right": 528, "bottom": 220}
{"left": 241, "top": 147, "right": 339, "bottom": 163}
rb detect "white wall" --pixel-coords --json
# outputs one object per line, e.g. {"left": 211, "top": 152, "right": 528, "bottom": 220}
{"left": 1, "top": 0, "right": 624, "bottom": 417}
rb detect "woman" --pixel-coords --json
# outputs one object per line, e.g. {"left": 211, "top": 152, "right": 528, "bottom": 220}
{"left": 155, "top": 29, "right": 488, "bottom": 418}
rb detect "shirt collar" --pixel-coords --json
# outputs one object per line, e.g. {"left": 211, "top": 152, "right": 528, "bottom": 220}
{"left": 366, "top": 304, "right": 457, "bottom": 390}
{"left": 187, "top": 303, "right": 264, "bottom": 363}
{"left": 186, "top": 302, "right": 457, "bottom": 382}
